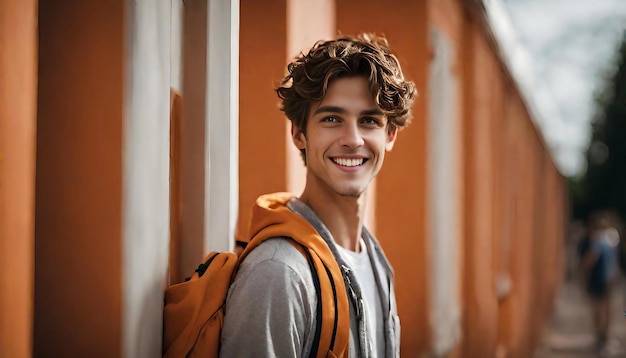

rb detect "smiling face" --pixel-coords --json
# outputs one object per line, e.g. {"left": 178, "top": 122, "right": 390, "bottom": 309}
{"left": 292, "top": 76, "right": 397, "bottom": 198}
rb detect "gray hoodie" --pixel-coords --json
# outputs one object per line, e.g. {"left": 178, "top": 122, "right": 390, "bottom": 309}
{"left": 219, "top": 197, "right": 400, "bottom": 357}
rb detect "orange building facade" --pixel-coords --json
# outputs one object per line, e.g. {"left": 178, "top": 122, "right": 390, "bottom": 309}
{"left": 238, "top": 1, "right": 565, "bottom": 357}
{"left": 1, "top": 0, "right": 565, "bottom": 357}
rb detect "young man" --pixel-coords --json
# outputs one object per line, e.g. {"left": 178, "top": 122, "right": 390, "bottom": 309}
{"left": 220, "top": 34, "right": 416, "bottom": 357}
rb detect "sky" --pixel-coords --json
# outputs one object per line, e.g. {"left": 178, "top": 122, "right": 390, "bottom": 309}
{"left": 500, "top": 0, "right": 626, "bottom": 177}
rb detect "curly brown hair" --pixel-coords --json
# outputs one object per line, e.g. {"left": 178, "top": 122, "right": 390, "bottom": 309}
{"left": 276, "top": 33, "right": 417, "bottom": 139}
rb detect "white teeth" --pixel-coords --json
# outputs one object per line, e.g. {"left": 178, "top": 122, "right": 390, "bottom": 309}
{"left": 333, "top": 158, "right": 364, "bottom": 167}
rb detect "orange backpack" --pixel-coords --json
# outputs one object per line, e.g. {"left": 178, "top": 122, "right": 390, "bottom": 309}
{"left": 162, "top": 195, "right": 350, "bottom": 358}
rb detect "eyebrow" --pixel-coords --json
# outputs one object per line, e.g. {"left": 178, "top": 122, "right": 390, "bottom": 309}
{"left": 313, "top": 106, "right": 384, "bottom": 116}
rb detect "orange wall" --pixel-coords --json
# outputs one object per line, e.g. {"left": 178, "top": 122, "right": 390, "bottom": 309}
{"left": 238, "top": 0, "right": 289, "bottom": 238}
{"left": 335, "top": 1, "right": 431, "bottom": 355}
{"left": 35, "top": 1, "right": 124, "bottom": 355}
{"left": 505, "top": 91, "right": 538, "bottom": 357}
{"left": 496, "top": 87, "right": 566, "bottom": 358}
{"left": 461, "top": 18, "right": 500, "bottom": 357}
{"left": 493, "top": 75, "right": 511, "bottom": 357}
{"left": 238, "top": 1, "right": 566, "bottom": 356}
{"left": 0, "top": 1, "right": 37, "bottom": 356}
{"left": 238, "top": 1, "right": 567, "bottom": 356}
{"left": 3, "top": 0, "right": 568, "bottom": 356}
{"left": 239, "top": 0, "right": 337, "bottom": 235}
{"left": 285, "top": 0, "right": 335, "bottom": 196}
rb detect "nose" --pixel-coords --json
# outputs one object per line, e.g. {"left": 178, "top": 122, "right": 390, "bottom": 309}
{"left": 339, "top": 122, "right": 364, "bottom": 149}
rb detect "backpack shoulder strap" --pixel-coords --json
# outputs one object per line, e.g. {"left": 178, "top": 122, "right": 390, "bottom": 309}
{"left": 239, "top": 213, "right": 349, "bottom": 358}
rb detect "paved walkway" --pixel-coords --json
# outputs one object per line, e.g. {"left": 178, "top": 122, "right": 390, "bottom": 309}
{"left": 535, "top": 279, "right": 626, "bottom": 357}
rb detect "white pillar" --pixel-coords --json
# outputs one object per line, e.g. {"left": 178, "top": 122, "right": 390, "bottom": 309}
{"left": 427, "top": 28, "right": 462, "bottom": 357}
{"left": 171, "top": 0, "right": 184, "bottom": 92}
{"left": 122, "top": 1, "right": 171, "bottom": 357}
{"left": 205, "top": 0, "right": 239, "bottom": 253}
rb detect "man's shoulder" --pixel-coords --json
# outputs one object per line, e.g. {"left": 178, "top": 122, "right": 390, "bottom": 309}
{"left": 222, "top": 239, "right": 319, "bottom": 358}
{"left": 236, "top": 237, "right": 312, "bottom": 280}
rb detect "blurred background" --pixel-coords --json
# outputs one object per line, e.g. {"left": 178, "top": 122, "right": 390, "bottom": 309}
{"left": 503, "top": 1, "right": 626, "bottom": 357}
{"left": 504, "top": 0, "right": 626, "bottom": 357}
{"left": 1, "top": 0, "right": 625, "bottom": 357}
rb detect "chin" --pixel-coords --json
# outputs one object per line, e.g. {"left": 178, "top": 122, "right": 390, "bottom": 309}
{"left": 334, "top": 186, "right": 366, "bottom": 198}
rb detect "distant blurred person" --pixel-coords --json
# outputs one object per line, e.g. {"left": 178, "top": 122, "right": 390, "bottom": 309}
{"left": 578, "top": 215, "right": 621, "bottom": 353}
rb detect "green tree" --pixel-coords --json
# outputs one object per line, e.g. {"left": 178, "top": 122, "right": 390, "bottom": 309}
{"left": 571, "top": 35, "right": 626, "bottom": 221}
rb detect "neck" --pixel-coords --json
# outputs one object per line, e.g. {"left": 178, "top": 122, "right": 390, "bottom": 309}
{"left": 299, "top": 187, "right": 367, "bottom": 252}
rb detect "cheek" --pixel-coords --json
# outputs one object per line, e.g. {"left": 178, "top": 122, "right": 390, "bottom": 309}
{"left": 308, "top": 134, "right": 333, "bottom": 153}
{"left": 371, "top": 135, "right": 390, "bottom": 154}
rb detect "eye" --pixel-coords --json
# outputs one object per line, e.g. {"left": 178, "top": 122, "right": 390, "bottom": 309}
{"left": 361, "top": 117, "right": 382, "bottom": 126}
{"left": 321, "top": 116, "right": 340, "bottom": 123}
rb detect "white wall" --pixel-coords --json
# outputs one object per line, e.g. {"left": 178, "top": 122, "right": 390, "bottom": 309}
{"left": 205, "top": 0, "right": 239, "bottom": 253}
{"left": 122, "top": 1, "right": 171, "bottom": 357}
{"left": 120, "top": 1, "right": 239, "bottom": 355}
{"left": 171, "top": 0, "right": 183, "bottom": 92}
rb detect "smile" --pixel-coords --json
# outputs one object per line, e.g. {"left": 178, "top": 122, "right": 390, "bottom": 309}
{"left": 331, "top": 158, "right": 367, "bottom": 167}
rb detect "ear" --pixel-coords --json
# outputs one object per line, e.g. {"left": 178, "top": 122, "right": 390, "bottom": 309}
{"left": 291, "top": 122, "right": 307, "bottom": 150}
{"left": 385, "top": 126, "right": 398, "bottom": 152}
